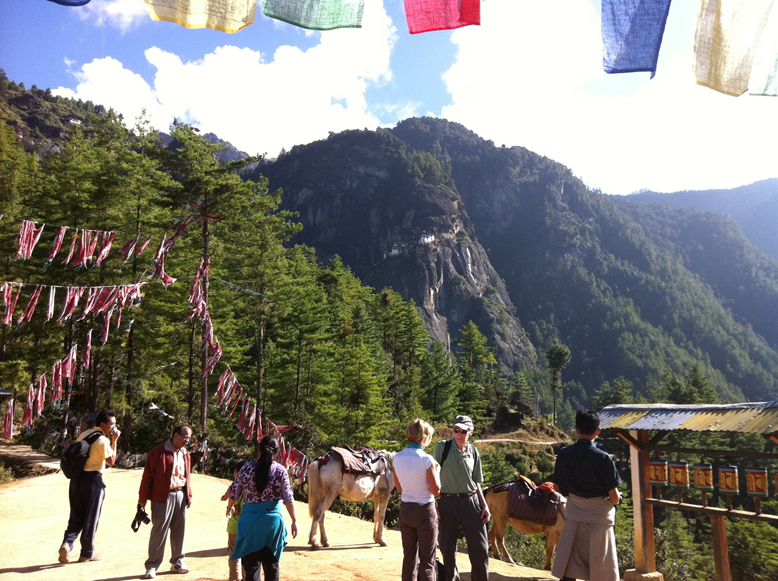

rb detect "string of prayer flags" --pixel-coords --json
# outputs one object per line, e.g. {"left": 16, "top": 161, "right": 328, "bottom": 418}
{"left": 94, "top": 231, "right": 115, "bottom": 267}
{"left": 101, "top": 308, "right": 113, "bottom": 344}
{"left": 695, "top": 0, "right": 775, "bottom": 96}
{"left": 148, "top": 402, "right": 173, "bottom": 418}
{"left": 601, "top": 0, "right": 672, "bottom": 77}
{"left": 187, "top": 256, "right": 209, "bottom": 321}
{"left": 136, "top": 234, "right": 153, "bottom": 259}
{"left": 3, "top": 284, "right": 22, "bottom": 327}
{"left": 83, "top": 329, "right": 92, "bottom": 370}
{"left": 118, "top": 232, "right": 141, "bottom": 265}
{"left": 15, "top": 221, "right": 45, "bottom": 261}
{"left": 404, "top": 0, "right": 479, "bottom": 34}
{"left": 47, "top": 226, "right": 68, "bottom": 266}
{"left": 46, "top": 287, "right": 56, "bottom": 323}
{"left": 245, "top": 404, "right": 257, "bottom": 441}
{"left": 153, "top": 216, "right": 193, "bottom": 288}
{"left": 227, "top": 387, "right": 242, "bottom": 418}
{"left": 18, "top": 286, "right": 43, "bottom": 325}
{"left": 73, "top": 229, "right": 101, "bottom": 269}
{"left": 51, "top": 361, "right": 62, "bottom": 404}
{"left": 63, "top": 230, "right": 78, "bottom": 265}
{"left": 143, "top": 0, "right": 256, "bottom": 34}
{"left": 22, "top": 383, "right": 35, "bottom": 427}
{"left": 63, "top": 344, "right": 78, "bottom": 386}
{"left": 4, "top": 399, "right": 13, "bottom": 440}
{"left": 262, "top": 0, "right": 364, "bottom": 31}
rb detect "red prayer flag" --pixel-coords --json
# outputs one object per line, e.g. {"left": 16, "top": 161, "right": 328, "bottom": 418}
{"left": 404, "top": 0, "right": 479, "bottom": 34}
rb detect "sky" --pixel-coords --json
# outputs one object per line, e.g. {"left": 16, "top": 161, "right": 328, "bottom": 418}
{"left": 1, "top": 0, "right": 777, "bottom": 196}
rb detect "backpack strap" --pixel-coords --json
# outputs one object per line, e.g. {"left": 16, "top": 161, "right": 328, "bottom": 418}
{"left": 440, "top": 439, "right": 453, "bottom": 467}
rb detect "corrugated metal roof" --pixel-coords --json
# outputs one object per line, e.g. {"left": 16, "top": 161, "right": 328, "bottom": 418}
{"left": 599, "top": 402, "right": 778, "bottom": 435}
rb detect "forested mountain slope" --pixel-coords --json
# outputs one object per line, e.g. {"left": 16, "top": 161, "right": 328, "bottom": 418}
{"left": 628, "top": 179, "right": 778, "bottom": 261}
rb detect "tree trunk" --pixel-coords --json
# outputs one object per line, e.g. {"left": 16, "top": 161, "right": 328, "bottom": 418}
{"left": 187, "top": 319, "right": 196, "bottom": 424}
{"left": 199, "top": 201, "right": 210, "bottom": 436}
{"left": 255, "top": 311, "right": 265, "bottom": 452}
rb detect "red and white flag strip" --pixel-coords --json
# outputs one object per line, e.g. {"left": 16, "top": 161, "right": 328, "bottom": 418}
{"left": 36, "top": 374, "right": 47, "bottom": 417}
{"left": 101, "top": 308, "right": 113, "bottom": 344}
{"left": 227, "top": 387, "right": 242, "bottom": 418}
{"left": 118, "top": 232, "right": 141, "bottom": 265}
{"left": 83, "top": 329, "right": 92, "bottom": 370}
{"left": 47, "top": 226, "right": 68, "bottom": 264}
{"left": 245, "top": 404, "right": 256, "bottom": 441}
{"left": 15, "top": 220, "right": 45, "bottom": 260}
{"left": 46, "top": 287, "right": 56, "bottom": 322}
{"left": 187, "top": 256, "right": 209, "bottom": 321}
{"left": 74, "top": 230, "right": 100, "bottom": 269}
{"left": 63, "top": 344, "right": 78, "bottom": 385}
{"left": 22, "top": 383, "right": 34, "bottom": 427}
{"left": 63, "top": 229, "right": 78, "bottom": 265}
{"left": 3, "top": 284, "right": 22, "bottom": 327}
{"left": 237, "top": 396, "right": 248, "bottom": 433}
{"left": 51, "top": 361, "right": 62, "bottom": 403}
{"left": 94, "top": 231, "right": 115, "bottom": 267}
{"left": 136, "top": 234, "right": 153, "bottom": 259}
{"left": 3, "top": 399, "right": 13, "bottom": 440}
{"left": 17, "top": 285, "right": 42, "bottom": 325}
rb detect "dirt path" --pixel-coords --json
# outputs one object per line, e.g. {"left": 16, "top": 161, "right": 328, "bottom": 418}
{"left": 0, "top": 449, "right": 555, "bottom": 581}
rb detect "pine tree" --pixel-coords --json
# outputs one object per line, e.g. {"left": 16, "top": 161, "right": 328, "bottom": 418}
{"left": 420, "top": 340, "right": 460, "bottom": 423}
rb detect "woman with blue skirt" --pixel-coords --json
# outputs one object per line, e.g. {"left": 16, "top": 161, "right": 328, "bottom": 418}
{"left": 228, "top": 435, "right": 298, "bottom": 581}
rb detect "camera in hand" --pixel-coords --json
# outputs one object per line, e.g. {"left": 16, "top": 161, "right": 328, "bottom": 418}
{"left": 131, "top": 504, "right": 151, "bottom": 533}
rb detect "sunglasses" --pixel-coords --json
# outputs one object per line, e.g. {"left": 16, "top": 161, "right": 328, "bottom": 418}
{"left": 453, "top": 428, "right": 470, "bottom": 434}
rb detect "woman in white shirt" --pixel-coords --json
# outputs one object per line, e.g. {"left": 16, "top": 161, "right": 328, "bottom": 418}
{"left": 393, "top": 419, "right": 441, "bottom": 581}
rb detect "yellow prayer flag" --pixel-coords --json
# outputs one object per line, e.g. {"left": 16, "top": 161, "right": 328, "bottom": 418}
{"left": 694, "top": 0, "right": 774, "bottom": 96}
{"left": 144, "top": 0, "right": 257, "bottom": 34}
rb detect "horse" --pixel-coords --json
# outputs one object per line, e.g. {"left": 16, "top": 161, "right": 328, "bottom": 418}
{"left": 484, "top": 484, "right": 566, "bottom": 571}
{"left": 307, "top": 449, "right": 395, "bottom": 549}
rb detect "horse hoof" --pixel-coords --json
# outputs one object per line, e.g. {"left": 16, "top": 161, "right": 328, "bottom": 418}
{"left": 322, "top": 541, "right": 330, "bottom": 548}
{"left": 377, "top": 540, "right": 387, "bottom": 547}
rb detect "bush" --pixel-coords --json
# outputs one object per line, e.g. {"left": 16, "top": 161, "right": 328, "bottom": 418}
{"left": 0, "top": 461, "right": 14, "bottom": 485}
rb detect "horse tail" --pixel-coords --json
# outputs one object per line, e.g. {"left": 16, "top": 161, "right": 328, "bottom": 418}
{"left": 307, "top": 459, "right": 322, "bottom": 518}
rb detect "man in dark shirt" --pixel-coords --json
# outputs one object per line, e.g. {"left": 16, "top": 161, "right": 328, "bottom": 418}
{"left": 551, "top": 409, "right": 621, "bottom": 581}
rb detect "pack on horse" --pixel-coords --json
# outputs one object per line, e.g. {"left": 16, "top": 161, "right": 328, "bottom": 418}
{"left": 307, "top": 445, "right": 395, "bottom": 548}
{"left": 484, "top": 476, "right": 566, "bottom": 570}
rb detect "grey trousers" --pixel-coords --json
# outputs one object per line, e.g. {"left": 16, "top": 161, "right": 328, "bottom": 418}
{"left": 400, "top": 501, "right": 438, "bottom": 581}
{"left": 145, "top": 490, "right": 187, "bottom": 571}
{"left": 438, "top": 494, "right": 489, "bottom": 581}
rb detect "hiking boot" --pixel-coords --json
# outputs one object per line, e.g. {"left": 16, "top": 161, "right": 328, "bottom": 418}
{"left": 78, "top": 553, "right": 102, "bottom": 562}
{"left": 143, "top": 568, "right": 157, "bottom": 579}
{"left": 58, "top": 542, "right": 71, "bottom": 564}
{"left": 171, "top": 561, "right": 190, "bottom": 574}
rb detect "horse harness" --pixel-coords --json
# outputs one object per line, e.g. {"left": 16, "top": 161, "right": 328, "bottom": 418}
{"left": 320, "top": 445, "right": 388, "bottom": 477}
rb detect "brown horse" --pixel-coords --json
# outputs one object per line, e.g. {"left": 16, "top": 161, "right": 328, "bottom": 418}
{"left": 485, "top": 485, "right": 566, "bottom": 570}
{"left": 307, "top": 450, "right": 395, "bottom": 549}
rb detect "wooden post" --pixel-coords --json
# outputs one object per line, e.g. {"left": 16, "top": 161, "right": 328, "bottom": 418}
{"left": 710, "top": 515, "right": 732, "bottom": 581}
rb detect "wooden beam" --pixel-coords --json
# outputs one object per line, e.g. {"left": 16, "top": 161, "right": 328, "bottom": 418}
{"left": 616, "top": 430, "right": 643, "bottom": 452}
{"left": 645, "top": 499, "right": 778, "bottom": 525}
{"left": 649, "top": 431, "right": 668, "bottom": 446}
{"left": 710, "top": 515, "right": 732, "bottom": 581}
{"left": 646, "top": 444, "right": 778, "bottom": 460}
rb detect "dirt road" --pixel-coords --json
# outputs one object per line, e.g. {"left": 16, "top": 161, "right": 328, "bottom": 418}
{"left": 0, "top": 465, "right": 555, "bottom": 581}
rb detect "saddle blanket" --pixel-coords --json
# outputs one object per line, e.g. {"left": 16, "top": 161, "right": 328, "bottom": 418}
{"left": 492, "top": 477, "right": 561, "bottom": 526}
{"left": 320, "top": 446, "right": 387, "bottom": 476}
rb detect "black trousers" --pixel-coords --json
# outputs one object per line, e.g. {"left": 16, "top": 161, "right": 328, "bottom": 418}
{"left": 63, "top": 471, "right": 106, "bottom": 559}
{"left": 242, "top": 546, "right": 279, "bottom": 581}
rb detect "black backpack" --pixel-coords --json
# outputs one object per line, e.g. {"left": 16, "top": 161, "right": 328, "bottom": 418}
{"left": 61, "top": 430, "right": 103, "bottom": 479}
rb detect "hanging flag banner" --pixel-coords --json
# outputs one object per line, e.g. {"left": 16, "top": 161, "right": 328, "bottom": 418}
{"left": 404, "top": 0, "right": 479, "bottom": 34}
{"left": 18, "top": 286, "right": 43, "bottom": 325}
{"left": 36, "top": 374, "right": 47, "bottom": 417}
{"left": 748, "top": 2, "right": 778, "bottom": 96}
{"left": 144, "top": 0, "right": 256, "bottom": 33}
{"left": 3, "top": 399, "right": 13, "bottom": 440}
{"left": 46, "top": 226, "right": 68, "bottom": 266}
{"left": 47, "top": 0, "right": 91, "bottom": 5}
{"left": 262, "top": 0, "right": 364, "bottom": 30}
{"left": 695, "top": 0, "right": 774, "bottom": 96}
{"left": 22, "top": 383, "right": 35, "bottom": 427}
{"left": 601, "top": 0, "right": 672, "bottom": 77}
{"left": 15, "top": 221, "right": 45, "bottom": 261}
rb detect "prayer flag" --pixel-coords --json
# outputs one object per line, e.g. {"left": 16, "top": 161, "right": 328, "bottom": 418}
{"left": 749, "top": 2, "right": 778, "bottom": 95}
{"left": 262, "top": 0, "right": 364, "bottom": 30}
{"left": 47, "top": 0, "right": 91, "bottom": 5}
{"left": 602, "top": 0, "right": 672, "bottom": 77}
{"left": 18, "top": 286, "right": 43, "bottom": 325}
{"left": 3, "top": 399, "right": 12, "bottom": 440}
{"left": 144, "top": 0, "right": 256, "bottom": 33}
{"left": 404, "top": 0, "right": 479, "bottom": 34}
{"left": 695, "top": 0, "right": 774, "bottom": 95}
{"left": 47, "top": 226, "right": 68, "bottom": 265}
{"left": 36, "top": 374, "right": 47, "bottom": 417}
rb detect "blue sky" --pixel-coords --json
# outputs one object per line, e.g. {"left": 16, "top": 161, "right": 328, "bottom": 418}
{"left": 2, "top": 0, "right": 777, "bottom": 195}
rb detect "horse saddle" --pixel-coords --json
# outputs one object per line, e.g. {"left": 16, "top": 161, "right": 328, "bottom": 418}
{"left": 322, "top": 445, "right": 387, "bottom": 476}
{"left": 492, "top": 476, "right": 562, "bottom": 526}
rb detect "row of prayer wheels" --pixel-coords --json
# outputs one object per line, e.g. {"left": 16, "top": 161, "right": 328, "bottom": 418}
{"left": 648, "top": 458, "right": 772, "bottom": 497}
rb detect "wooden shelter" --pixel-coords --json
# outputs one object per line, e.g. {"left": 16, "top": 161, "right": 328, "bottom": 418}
{"left": 599, "top": 402, "right": 778, "bottom": 581}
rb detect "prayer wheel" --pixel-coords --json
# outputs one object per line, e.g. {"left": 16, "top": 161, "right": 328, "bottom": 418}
{"left": 719, "top": 465, "right": 739, "bottom": 494}
{"left": 745, "top": 466, "right": 768, "bottom": 498}
{"left": 669, "top": 460, "right": 690, "bottom": 488}
{"left": 693, "top": 463, "right": 714, "bottom": 491}
{"left": 648, "top": 457, "right": 668, "bottom": 486}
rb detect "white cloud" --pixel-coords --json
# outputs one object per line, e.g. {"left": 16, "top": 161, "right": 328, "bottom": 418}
{"left": 78, "top": 0, "right": 149, "bottom": 32}
{"left": 441, "top": 0, "right": 778, "bottom": 194}
{"left": 53, "top": 0, "right": 397, "bottom": 157}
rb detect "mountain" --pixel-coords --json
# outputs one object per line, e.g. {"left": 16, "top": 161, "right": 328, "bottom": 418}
{"left": 249, "top": 117, "right": 778, "bottom": 403}
{"left": 627, "top": 180, "right": 778, "bottom": 261}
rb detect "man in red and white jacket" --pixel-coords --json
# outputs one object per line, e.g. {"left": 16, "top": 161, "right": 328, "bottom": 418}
{"left": 138, "top": 425, "right": 193, "bottom": 579}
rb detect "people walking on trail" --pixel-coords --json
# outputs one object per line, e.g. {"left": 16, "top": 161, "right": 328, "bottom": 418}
{"left": 393, "top": 418, "right": 441, "bottom": 581}
{"left": 222, "top": 460, "right": 247, "bottom": 581}
{"left": 432, "top": 414, "right": 491, "bottom": 581}
{"left": 138, "top": 424, "right": 194, "bottom": 579}
{"left": 228, "top": 435, "right": 298, "bottom": 581}
{"left": 59, "top": 409, "right": 120, "bottom": 564}
{"left": 551, "top": 409, "right": 622, "bottom": 581}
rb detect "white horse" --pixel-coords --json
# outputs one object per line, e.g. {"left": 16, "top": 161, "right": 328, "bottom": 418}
{"left": 307, "top": 450, "right": 395, "bottom": 548}
{"left": 485, "top": 485, "right": 567, "bottom": 571}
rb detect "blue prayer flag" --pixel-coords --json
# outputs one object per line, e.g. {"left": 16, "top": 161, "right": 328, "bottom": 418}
{"left": 47, "top": 0, "right": 91, "bottom": 5}
{"left": 602, "top": 0, "right": 672, "bottom": 78}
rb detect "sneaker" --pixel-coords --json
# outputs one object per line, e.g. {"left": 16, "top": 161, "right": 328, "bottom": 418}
{"left": 171, "top": 562, "right": 190, "bottom": 574}
{"left": 58, "top": 542, "right": 71, "bottom": 564}
{"left": 78, "top": 553, "right": 102, "bottom": 563}
{"left": 142, "top": 569, "right": 156, "bottom": 579}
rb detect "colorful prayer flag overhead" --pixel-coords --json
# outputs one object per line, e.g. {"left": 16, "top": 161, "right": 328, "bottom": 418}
{"left": 144, "top": 0, "right": 257, "bottom": 33}
{"left": 262, "top": 0, "right": 365, "bottom": 30}
{"left": 46, "top": 0, "right": 91, "bottom": 5}
{"left": 403, "top": 0, "right": 479, "bottom": 34}
{"left": 601, "top": 0, "right": 672, "bottom": 77}
{"left": 694, "top": 0, "right": 774, "bottom": 96}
